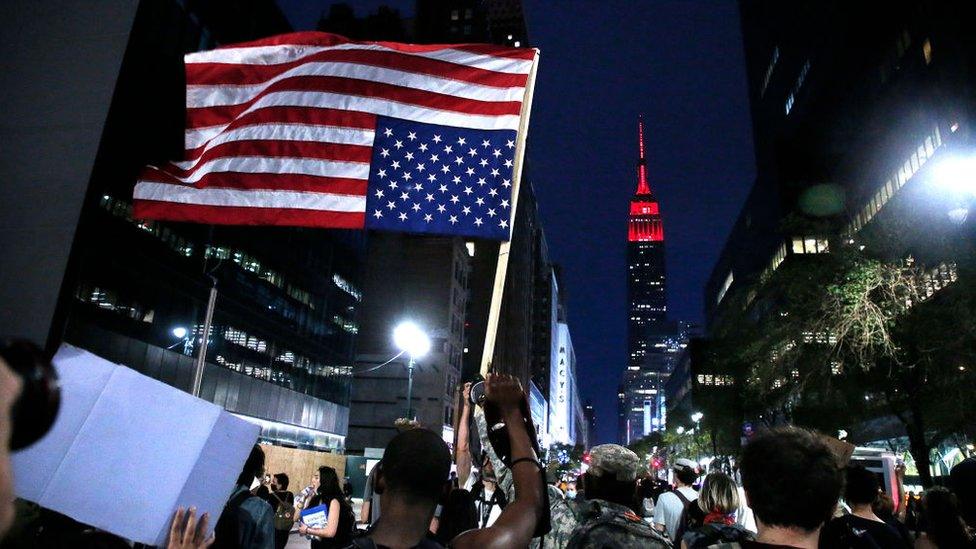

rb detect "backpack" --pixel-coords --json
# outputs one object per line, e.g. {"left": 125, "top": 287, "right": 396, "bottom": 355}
{"left": 212, "top": 489, "right": 254, "bottom": 549}
{"left": 566, "top": 499, "right": 671, "bottom": 549}
{"left": 681, "top": 523, "right": 753, "bottom": 548}
{"left": 269, "top": 491, "right": 295, "bottom": 531}
{"left": 671, "top": 489, "right": 697, "bottom": 543}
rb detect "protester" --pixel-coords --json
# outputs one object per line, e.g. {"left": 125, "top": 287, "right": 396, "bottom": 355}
{"left": 298, "top": 466, "right": 355, "bottom": 548}
{"left": 654, "top": 457, "right": 700, "bottom": 541}
{"left": 559, "top": 444, "right": 671, "bottom": 547}
{"left": 213, "top": 444, "right": 276, "bottom": 549}
{"left": 738, "top": 427, "right": 844, "bottom": 549}
{"left": 467, "top": 452, "right": 506, "bottom": 528}
{"left": 914, "top": 486, "right": 975, "bottom": 548}
{"left": 0, "top": 348, "right": 23, "bottom": 537}
{"left": 0, "top": 340, "right": 221, "bottom": 549}
{"left": 352, "top": 374, "right": 545, "bottom": 549}
{"left": 820, "top": 465, "right": 908, "bottom": 548}
{"left": 680, "top": 472, "right": 754, "bottom": 548}
{"left": 951, "top": 458, "right": 976, "bottom": 529}
{"left": 297, "top": 472, "right": 321, "bottom": 513}
{"left": 361, "top": 464, "right": 381, "bottom": 526}
{"left": 267, "top": 473, "right": 295, "bottom": 549}
{"left": 873, "top": 491, "right": 914, "bottom": 547}
{"left": 431, "top": 488, "right": 478, "bottom": 545}
{"left": 169, "top": 507, "right": 217, "bottom": 549}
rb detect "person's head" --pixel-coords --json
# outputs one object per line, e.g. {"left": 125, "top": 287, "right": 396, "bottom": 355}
{"left": 581, "top": 444, "right": 640, "bottom": 507}
{"left": 566, "top": 481, "right": 578, "bottom": 499}
{"left": 950, "top": 458, "right": 976, "bottom": 527}
{"left": 844, "top": 465, "right": 881, "bottom": 507}
{"left": 376, "top": 428, "right": 451, "bottom": 510}
{"left": 310, "top": 471, "right": 320, "bottom": 488}
{"left": 0, "top": 352, "right": 23, "bottom": 536}
{"left": 697, "top": 472, "right": 740, "bottom": 516}
{"left": 274, "top": 473, "right": 289, "bottom": 491}
{"left": 921, "top": 486, "right": 974, "bottom": 547}
{"left": 317, "top": 466, "right": 343, "bottom": 501}
{"left": 480, "top": 451, "right": 496, "bottom": 482}
{"left": 739, "top": 427, "right": 843, "bottom": 534}
{"left": 236, "top": 444, "right": 266, "bottom": 487}
{"left": 672, "top": 458, "right": 699, "bottom": 487}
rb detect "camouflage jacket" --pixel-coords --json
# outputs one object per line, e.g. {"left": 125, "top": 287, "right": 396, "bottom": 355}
{"left": 564, "top": 499, "right": 671, "bottom": 549}
{"left": 472, "top": 411, "right": 669, "bottom": 549}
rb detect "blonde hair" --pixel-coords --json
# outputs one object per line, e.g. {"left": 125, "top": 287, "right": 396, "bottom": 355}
{"left": 697, "top": 472, "right": 740, "bottom": 515}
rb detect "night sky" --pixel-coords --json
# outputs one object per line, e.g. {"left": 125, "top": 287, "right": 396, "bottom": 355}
{"left": 278, "top": 1, "right": 756, "bottom": 444}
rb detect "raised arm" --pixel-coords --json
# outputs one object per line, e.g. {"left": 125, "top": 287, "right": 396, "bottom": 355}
{"left": 452, "top": 374, "right": 545, "bottom": 549}
{"left": 456, "top": 382, "right": 473, "bottom": 487}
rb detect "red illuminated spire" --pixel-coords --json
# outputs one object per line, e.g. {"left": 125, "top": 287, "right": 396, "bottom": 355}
{"left": 628, "top": 115, "right": 663, "bottom": 242}
{"left": 636, "top": 115, "right": 651, "bottom": 195}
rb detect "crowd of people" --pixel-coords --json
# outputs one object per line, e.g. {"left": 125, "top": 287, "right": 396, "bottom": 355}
{"left": 0, "top": 339, "right": 974, "bottom": 548}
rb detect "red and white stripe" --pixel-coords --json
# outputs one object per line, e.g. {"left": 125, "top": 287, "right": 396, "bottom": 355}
{"left": 133, "top": 32, "right": 536, "bottom": 228}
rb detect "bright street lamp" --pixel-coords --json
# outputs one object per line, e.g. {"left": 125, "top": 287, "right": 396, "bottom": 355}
{"left": 393, "top": 321, "right": 431, "bottom": 359}
{"left": 393, "top": 321, "right": 430, "bottom": 420}
{"left": 691, "top": 411, "right": 704, "bottom": 424}
{"left": 676, "top": 426, "right": 686, "bottom": 435}
{"left": 932, "top": 153, "right": 976, "bottom": 224}
{"left": 171, "top": 326, "right": 188, "bottom": 339}
{"left": 932, "top": 154, "right": 976, "bottom": 197}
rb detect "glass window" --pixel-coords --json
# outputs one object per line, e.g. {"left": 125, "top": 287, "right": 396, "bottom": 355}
{"left": 792, "top": 238, "right": 804, "bottom": 254}
{"left": 804, "top": 238, "right": 817, "bottom": 253}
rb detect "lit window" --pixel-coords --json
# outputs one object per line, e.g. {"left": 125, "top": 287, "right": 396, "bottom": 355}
{"left": 451, "top": 9, "right": 459, "bottom": 20}
{"left": 922, "top": 38, "right": 932, "bottom": 64}
{"left": 760, "top": 46, "right": 780, "bottom": 97}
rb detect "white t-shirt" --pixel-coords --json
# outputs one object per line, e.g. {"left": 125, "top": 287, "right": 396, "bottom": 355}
{"left": 464, "top": 473, "right": 503, "bottom": 528}
{"left": 735, "top": 486, "right": 758, "bottom": 534}
{"left": 653, "top": 486, "right": 698, "bottom": 541}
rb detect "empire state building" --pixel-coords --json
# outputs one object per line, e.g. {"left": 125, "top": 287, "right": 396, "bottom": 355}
{"left": 619, "top": 116, "right": 669, "bottom": 444}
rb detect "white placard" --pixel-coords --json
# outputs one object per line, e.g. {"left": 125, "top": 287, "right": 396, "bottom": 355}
{"left": 12, "top": 344, "right": 260, "bottom": 546}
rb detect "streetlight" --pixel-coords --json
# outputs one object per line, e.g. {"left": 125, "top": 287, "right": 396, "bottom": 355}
{"left": 932, "top": 154, "right": 976, "bottom": 197}
{"left": 393, "top": 321, "right": 431, "bottom": 420}
{"left": 932, "top": 153, "right": 976, "bottom": 224}
{"left": 168, "top": 326, "right": 192, "bottom": 355}
{"left": 691, "top": 411, "right": 704, "bottom": 424}
{"left": 676, "top": 426, "right": 685, "bottom": 435}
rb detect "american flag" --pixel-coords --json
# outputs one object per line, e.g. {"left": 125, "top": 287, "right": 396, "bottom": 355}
{"left": 133, "top": 32, "right": 537, "bottom": 240}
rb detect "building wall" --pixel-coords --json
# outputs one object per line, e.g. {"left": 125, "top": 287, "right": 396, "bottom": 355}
{"left": 549, "top": 322, "right": 578, "bottom": 445}
{"left": 0, "top": 1, "right": 138, "bottom": 345}
{"left": 348, "top": 234, "right": 468, "bottom": 452}
{"left": 36, "top": 0, "right": 360, "bottom": 449}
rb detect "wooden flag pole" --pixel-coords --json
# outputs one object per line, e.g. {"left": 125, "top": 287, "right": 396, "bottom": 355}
{"left": 479, "top": 50, "right": 540, "bottom": 377}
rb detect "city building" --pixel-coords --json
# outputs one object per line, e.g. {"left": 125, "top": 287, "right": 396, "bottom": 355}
{"left": 701, "top": 1, "right": 975, "bottom": 448}
{"left": 619, "top": 321, "right": 695, "bottom": 444}
{"left": 3, "top": 0, "right": 360, "bottom": 451}
{"left": 583, "top": 400, "right": 597, "bottom": 449}
{"left": 618, "top": 116, "right": 670, "bottom": 444}
{"left": 549, "top": 321, "right": 581, "bottom": 445}
{"left": 415, "top": 0, "right": 526, "bottom": 47}
{"left": 346, "top": 234, "right": 469, "bottom": 451}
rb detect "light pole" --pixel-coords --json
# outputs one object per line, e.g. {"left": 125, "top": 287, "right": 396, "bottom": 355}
{"left": 691, "top": 411, "right": 704, "bottom": 462}
{"left": 393, "top": 321, "right": 431, "bottom": 420}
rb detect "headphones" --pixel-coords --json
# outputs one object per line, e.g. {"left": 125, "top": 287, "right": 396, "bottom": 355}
{"left": 0, "top": 339, "right": 61, "bottom": 451}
